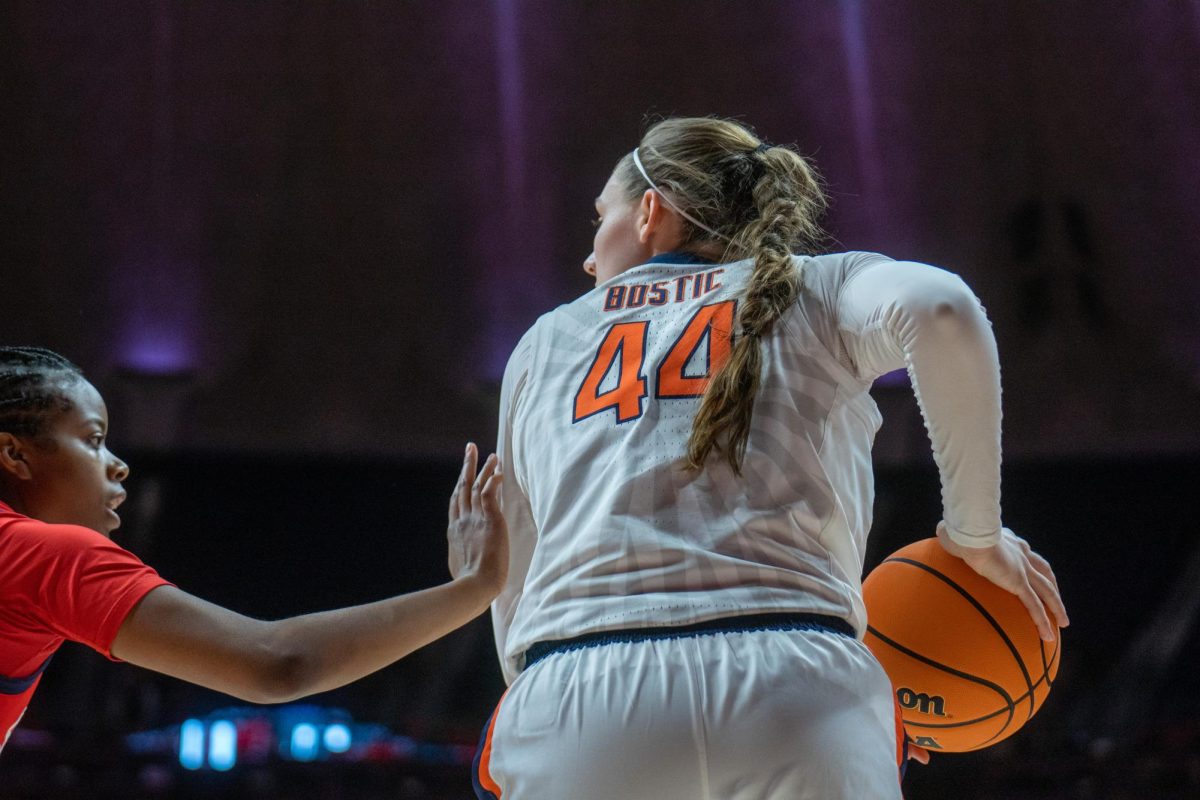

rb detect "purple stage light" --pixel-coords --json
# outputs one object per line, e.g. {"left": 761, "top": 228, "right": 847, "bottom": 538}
{"left": 111, "top": 253, "right": 203, "bottom": 376}
{"left": 838, "top": 0, "right": 887, "bottom": 230}
{"left": 119, "top": 336, "right": 195, "bottom": 375}
{"left": 494, "top": 0, "right": 526, "bottom": 208}
{"left": 477, "top": 0, "right": 561, "bottom": 380}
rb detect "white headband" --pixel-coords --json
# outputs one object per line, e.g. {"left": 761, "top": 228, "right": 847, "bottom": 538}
{"left": 631, "top": 147, "right": 733, "bottom": 243}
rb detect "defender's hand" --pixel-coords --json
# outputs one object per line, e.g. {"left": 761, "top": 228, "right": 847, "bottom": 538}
{"left": 447, "top": 444, "right": 508, "bottom": 595}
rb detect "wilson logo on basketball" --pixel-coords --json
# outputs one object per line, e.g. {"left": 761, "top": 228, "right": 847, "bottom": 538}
{"left": 896, "top": 687, "right": 947, "bottom": 717}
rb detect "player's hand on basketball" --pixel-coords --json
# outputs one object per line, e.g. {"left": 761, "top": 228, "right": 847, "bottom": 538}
{"left": 447, "top": 443, "right": 509, "bottom": 595}
{"left": 935, "top": 522, "right": 1069, "bottom": 642}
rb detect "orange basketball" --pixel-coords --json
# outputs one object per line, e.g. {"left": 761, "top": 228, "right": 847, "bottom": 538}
{"left": 863, "top": 538, "right": 1061, "bottom": 753}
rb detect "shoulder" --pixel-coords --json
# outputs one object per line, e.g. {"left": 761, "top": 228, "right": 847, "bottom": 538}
{"left": 1, "top": 510, "right": 90, "bottom": 552}
{"left": 499, "top": 314, "right": 556, "bottom": 411}
{"left": 507, "top": 294, "right": 591, "bottom": 369}
{"left": 0, "top": 514, "right": 137, "bottom": 616}
{"left": 503, "top": 319, "right": 545, "bottom": 378}
{"left": 799, "top": 251, "right": 894, "bottom": 287}
{"left": 0, "top": 511, "right": 143, "bottom": 570}
{"left": 790, "top": 251, "right": 892, "bottom": 315}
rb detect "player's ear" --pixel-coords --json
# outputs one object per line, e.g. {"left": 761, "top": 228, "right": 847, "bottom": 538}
{"left": 0, "top": 433, "right": 34, "bottom": 482}
{"left": 635, "top": 189, "right": 656, "bottom": 244}
{"left": 636, "top": 189, "right": 672, "bottom": 245}
{"left": 637, "top": 189, "right": 690, "bottom": 252}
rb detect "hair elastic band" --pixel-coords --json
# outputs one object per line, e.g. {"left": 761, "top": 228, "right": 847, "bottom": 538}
{"left": 755, "top": 142, "right": 771, "bottom": 153}
{"left": 632, "top": 147, "right": 733, "bottom": 243}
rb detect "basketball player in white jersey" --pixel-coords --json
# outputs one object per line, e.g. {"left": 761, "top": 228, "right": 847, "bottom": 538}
{"left": 472, "top": 117, "right": 1069, "bottom": 799}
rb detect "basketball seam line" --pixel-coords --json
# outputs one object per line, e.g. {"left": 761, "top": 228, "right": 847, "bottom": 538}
{"left": 866, "top": 625, "right": 1016, "bottom": 748}
{"left": 883, "top": 556, "right": 1038, "bottom": 723}
{"left": 896, "top": 645, "right": 1059, "bottom": 731}
{"left": 1040, "top": 636, "right": 1057, "bottom": 691}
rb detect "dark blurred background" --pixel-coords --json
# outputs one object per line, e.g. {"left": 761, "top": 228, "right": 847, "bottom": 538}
{"left": 1, "top": 1, "right": 1198, "bottom": 798}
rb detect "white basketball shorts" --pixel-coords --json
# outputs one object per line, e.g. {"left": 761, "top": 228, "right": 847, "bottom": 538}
{"left": 473, "top": 618, "right": 905, "bottom": 799}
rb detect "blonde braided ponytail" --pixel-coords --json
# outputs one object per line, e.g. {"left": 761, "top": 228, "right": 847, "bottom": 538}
{"left": 616, "top": 117, "right": 827, "bottom": 473}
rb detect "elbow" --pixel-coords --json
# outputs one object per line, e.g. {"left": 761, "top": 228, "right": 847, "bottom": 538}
{"left": 248, "top": 651, "right": 310, "bottom": 704}
{"left": 909, "top": 279, "right": 987, "bottom": 338}
{"left": 235, "top": 633, "right": 313, "bottom": 704}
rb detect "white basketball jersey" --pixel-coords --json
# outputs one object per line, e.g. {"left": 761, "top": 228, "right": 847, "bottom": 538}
{"left": 491, "top": 251, "right": 907, "bottom": 682}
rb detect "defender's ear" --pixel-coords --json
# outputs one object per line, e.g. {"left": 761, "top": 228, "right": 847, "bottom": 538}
{"left": 0, "top": 433, "right": 33, "bottom": 481}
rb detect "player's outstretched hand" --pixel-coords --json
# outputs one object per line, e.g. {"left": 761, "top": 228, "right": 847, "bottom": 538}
{"left": 447, "top": 443, "right": 509, "bottom": 595}
{"left": 936, "top": 522, "right": 1069, "bottom": 642}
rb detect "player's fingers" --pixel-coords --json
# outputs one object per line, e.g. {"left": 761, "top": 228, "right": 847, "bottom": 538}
{"left": 480, "top": 468, "right": 503, "bottom": 514}
{"left": 907, "top": 743, "right": 930, "bottom": 765}
{"left": 449, "top": 444, "right": 472, "bottom": 520}
{"left": 1018, "top": 580, "right": 1055, "bottom": 642}
{"left": 458, "top": 444, "right": 478, "bottom": 518}
{"left": 1030, "top": 568, "right": 1070, "bottom": 629}
{"left": 1027, "top": 550, "right": 1060, "bottom": 594}
{"left": 472, "top": 454, "right": 498, "bottom": 507}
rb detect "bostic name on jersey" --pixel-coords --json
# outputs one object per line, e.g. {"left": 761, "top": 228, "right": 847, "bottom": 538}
{"left": 603, "top": 269, "right": 725, "bottom": 311}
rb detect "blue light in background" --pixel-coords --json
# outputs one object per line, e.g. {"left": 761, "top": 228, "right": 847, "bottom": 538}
{"left": 132, "top": 706, "right": 472, "bottom": 767}
{"left": 290, "top": 723, "right": 319, "bottom": 762}
{"left": 207, "top": 720, "right": 237, "bottom": 771}
{"left": 179, "top": 719, "right": 205, "bottom": 770}
{"left": 323, "top": 723, "right": 352, "bottom": 754}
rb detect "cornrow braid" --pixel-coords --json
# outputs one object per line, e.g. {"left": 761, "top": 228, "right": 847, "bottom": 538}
{"left": 616, "top": 116, "right": 827, "bottom": 474}
{"left": 0, "top": 347, "right": 85, "bottom": 438}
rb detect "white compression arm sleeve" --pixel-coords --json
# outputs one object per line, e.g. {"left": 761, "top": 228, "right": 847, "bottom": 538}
{"left": 835, "top": 258, "right": 1002, "bottom": 548}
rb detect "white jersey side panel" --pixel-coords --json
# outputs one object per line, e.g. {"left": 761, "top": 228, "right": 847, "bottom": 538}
{"left": 495, "top": 252, "right": 889, "bottom": 681}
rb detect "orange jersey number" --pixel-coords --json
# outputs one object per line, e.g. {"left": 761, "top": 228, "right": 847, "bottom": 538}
{"left": 656, "top": 301, "right": 735, "bottom": 398}
{"left": 573, "top": 301, "right": 735, "bottom": 424}
{"left": 573, "top": 321, "right": 650, "bottom": 423}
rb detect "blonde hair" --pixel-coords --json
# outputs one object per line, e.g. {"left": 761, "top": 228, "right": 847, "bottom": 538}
{"left": 615, "top": 117, "right": 827, "bottom": 473}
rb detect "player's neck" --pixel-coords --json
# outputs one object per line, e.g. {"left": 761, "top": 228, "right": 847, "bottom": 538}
{"left": 650, "top": 246, "right": 724, "bottom": 264}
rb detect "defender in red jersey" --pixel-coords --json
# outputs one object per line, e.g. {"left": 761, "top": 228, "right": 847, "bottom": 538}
{"left": 0, "top": 346, "right": 508, "bottom": 753}
{"left": 0, "top": 509, "right": 169, "bottom": 746}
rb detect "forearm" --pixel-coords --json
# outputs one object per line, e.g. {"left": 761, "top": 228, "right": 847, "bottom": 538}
{"left": 267, "top": 575, "right": 493, "bottom": 699}
{"left": 113, "top": 578, "right": 496, "bottom": 704}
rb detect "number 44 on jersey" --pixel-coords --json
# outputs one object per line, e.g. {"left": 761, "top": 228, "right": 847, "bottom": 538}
{"left": 572, "top": 301, "right": 735, "bottom": 424}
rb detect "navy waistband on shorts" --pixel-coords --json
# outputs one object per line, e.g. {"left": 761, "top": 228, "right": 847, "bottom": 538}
{"left": 523, "top": 612, "right": 855, "bottom": 670}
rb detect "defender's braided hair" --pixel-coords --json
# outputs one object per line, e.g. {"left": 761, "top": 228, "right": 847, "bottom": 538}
{"left": 615, "top": 117, "right": 827, "bottom": 474}
{"left": 0, "top": 347, "right": 86, "bottom": 438}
